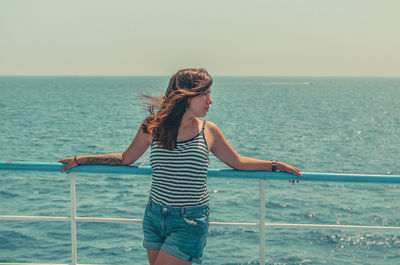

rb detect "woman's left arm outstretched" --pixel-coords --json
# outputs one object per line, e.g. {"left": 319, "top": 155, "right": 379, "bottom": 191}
{"left": 206, "top": 121, "right": 302, "bottom": 177}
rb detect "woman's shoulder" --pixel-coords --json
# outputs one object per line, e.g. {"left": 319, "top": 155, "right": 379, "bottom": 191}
{"left": 203, "top": 120, "right": 216, "bottom": 128}
{"left": 203, "top": 120, "right": 221, "bottom": 134}
{"left": 138, "top": 119, "right": 154, "bottom": 143}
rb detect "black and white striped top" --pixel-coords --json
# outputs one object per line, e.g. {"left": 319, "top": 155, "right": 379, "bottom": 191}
{"left": 149, "top": 121, "right": 209, "bottom": 207}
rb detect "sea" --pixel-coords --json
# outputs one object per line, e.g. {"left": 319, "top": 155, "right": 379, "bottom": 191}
{"left": 0, "top": 76, "right": 399, "bottom": 265}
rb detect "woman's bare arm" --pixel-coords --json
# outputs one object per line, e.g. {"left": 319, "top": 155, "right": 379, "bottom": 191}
{"left": 59, "top": 124, "right": 153, "bottom": 172}
{"left": 207, "top": 121, "right": 302, "bottom": 177}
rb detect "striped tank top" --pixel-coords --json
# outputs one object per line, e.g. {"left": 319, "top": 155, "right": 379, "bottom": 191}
{"left": 149, "top": 121, "right": 209, "bottom": 207}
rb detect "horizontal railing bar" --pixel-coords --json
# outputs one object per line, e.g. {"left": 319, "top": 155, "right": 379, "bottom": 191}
{"left": 0, "top": 215, "right": 257, "bottom": 226}
{"left": 211, "top": 221, "right": 258, "bottom": 227}
{"left": 76, "top": 217, "right": 142, "bottom": 224}
{"left": 264, "top": 223, "right": 400, "bottom": 230}
{"left": 0, "top": 215, "right": 70, "bottom": 222}
{"left": 79, "top": 218, "right": 259, "bottom": 227}
{"left": 1, "top": 161, "right": 400, "bottom": 183}
{"left": 1, "top": 215, "right": 399, "bottom": 230}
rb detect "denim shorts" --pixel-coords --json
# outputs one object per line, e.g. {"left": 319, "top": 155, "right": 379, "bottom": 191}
{"left": 142, "top": 198, "right": 210, "bottom": 264}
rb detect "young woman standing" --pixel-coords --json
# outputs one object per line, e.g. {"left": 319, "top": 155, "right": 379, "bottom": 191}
{"left": 60, "top": 68, "right": 302, "bottom": 265}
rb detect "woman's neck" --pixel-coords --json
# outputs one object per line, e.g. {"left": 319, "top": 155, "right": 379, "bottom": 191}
{"left": 180, "top": 114, "right": 197, "bottom": 129}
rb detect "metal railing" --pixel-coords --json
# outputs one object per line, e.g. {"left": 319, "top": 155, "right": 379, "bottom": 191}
{"left": 1, "top": 161, "right": 400, "bottom": 265}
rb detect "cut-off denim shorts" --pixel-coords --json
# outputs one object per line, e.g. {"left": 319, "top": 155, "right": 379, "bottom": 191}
{"left": 142, "top": 198, "right": 210, "bottom": 264}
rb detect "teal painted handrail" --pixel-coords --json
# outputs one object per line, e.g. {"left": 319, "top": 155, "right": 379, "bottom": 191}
{"left": 1, "top": 160, "right": 399, "bottom": 265}
{"left": 1, "top": 161, "right": 399, "bottom": 183}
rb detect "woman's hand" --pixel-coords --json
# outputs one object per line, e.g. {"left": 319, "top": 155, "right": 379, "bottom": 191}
{"left": 59, "top": 157, "right": 78, "bottom": 173}
{"left": 278, "top": 162, "right": 303, "bottom": 177}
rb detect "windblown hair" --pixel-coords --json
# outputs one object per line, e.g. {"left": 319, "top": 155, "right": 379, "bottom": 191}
{"left": 142, "top": 68, "right": 213, "bottom": 150}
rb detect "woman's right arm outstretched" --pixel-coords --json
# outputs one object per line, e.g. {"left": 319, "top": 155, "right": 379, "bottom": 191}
{"left": 59, "top": 124, "right": 153, "bottom": 172}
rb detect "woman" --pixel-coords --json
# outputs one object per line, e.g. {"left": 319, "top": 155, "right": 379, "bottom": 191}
{"left": 59, "top": 68, "right": 302, "bottom": 265}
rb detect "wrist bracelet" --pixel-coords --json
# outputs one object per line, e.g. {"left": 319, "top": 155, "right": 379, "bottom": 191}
{"left": 74, "top": 156, "right": 79, "bottom": 165}
{"left": 271, "top": 160, "right": 278, "bottom": 171}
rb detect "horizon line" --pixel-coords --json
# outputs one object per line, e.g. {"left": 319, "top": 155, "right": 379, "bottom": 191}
{"left": 1, "top": 74, "right": 399, "bottom": 78}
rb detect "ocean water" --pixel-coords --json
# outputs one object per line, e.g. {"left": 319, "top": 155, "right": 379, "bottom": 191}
{"left": 0, "top": 76, "right": 399, "bottom": 265}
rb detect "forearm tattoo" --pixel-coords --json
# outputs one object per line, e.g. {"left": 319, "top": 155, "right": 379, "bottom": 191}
{"left": 84, "top": 155, "right": 123, "bottom": 166}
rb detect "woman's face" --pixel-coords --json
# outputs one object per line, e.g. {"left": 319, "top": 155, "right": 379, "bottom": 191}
{"left": 187, "top": 88, "right": 213, "bottom": 118}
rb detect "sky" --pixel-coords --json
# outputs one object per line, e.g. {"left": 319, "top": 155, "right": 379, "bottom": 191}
{"left": 1, "top": 0, "right": 399, "bottom": 76}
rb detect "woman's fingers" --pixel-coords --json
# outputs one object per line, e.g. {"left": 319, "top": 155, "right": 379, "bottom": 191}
{"left": 59, "top": 157, "right": 76, "bottom": 173}
{"left": 294, "top": 168, "right": 303, "bottom": 177}
{"left": 292, "top": 168, "right": 302, "bottom": 177}
{"left": 291, "top": 167, "right": 302, "bottom": 177}
{"left": 282, "top": 163, "right": 303, "bottom": 177}
{"left": 61, "top": 164, "right": 71, "bottom": 173}
{"left": 59, "top": 158, "right": 74, "bottom": 164}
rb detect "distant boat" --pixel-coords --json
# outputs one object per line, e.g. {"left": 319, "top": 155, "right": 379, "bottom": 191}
{"left": 303, "top": 81, "right": 312, "bottom": 85}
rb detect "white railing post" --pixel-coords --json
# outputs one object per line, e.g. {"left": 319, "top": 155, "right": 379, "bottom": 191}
{"left": 259, "top": 180, "right": 265, "bottom": 265}
{"left": 70, "top": 173, "right": 77, "bottom": 265}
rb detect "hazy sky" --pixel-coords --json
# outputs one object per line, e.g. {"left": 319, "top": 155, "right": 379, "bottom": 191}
{"left": 1, "top": 0, "right": 399, "bottom": 76}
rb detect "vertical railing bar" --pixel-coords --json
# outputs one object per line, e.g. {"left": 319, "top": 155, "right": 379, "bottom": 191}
{"left": 259, "top": 180, "right": 265, "bottom": 265}
{"left": 70, "top": 173, "right": 77, "bottom": 265}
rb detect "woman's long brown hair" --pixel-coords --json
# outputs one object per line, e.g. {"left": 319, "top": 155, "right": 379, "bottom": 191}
{"left": 142, "top": 68, "right": 213, "bottom": 150}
